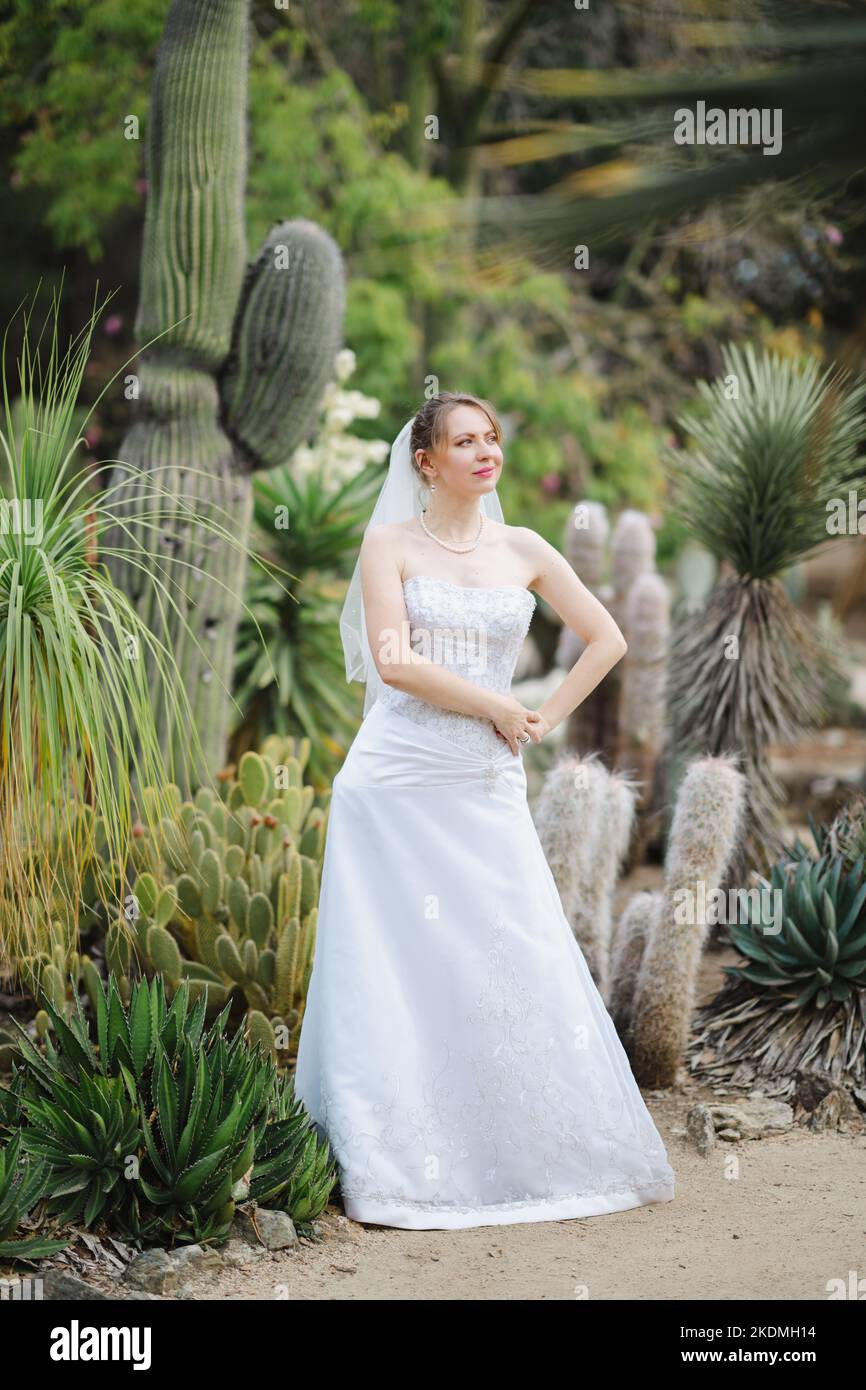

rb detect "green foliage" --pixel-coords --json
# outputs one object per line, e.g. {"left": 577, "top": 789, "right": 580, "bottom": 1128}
{"left": 0, "top": 285, "right": 225, "bottom": 967}
{"left": 0, "top": 1130, "right": 69, "bottom": 1261}
{"left": 249, "top": 1071, "right": 337, "bottom": 1228}
{"left": 0, "top": 975, "right": 336, "bottom": 1250}
{"left": 726, "top": 854, "right": 866, "bottom": 1010}
{"left": 6, "top": 803, "right": 122, "bottom": 1027}
{"left": 665, "top": 343, "right": 866, "bottom": 874}
{"left": 0, "top": 0, "right": 169, "bottom": 256}
{"left": 21, "top": 1071, "right": 142, "bottom": 1228}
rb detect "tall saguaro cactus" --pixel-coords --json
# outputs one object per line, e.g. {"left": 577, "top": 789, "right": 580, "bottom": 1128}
{"left": 108, "top": 0, "right": 345, "bottom": 785}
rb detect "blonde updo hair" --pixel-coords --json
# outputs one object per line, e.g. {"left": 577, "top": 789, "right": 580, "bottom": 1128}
{"left": 409, "top": 392, "right": 503, "bottom": 480}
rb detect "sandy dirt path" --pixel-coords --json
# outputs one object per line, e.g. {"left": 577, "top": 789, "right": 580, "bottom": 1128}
{"left": 194, "top": 930, "right": 866, "bottom": 1301}
{"left": 190, "top": 1075, "right": 864, "bottom": 1301}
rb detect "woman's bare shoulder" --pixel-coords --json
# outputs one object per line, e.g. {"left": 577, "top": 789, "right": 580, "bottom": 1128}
{"left": 361, "top": 519, "right": 414, "bottom": 548}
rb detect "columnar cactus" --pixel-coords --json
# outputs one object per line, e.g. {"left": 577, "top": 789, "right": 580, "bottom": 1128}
{"left": 618, "top": 571, "right": 671, "bottom": 866}
{"left": 627, "top": 755, "right": 746, "bottom": 1087}
{"left": 561, "top": 504, "right": 660, "bottom": 769}
{"left": 556, "top": 501, "right": 609, "bottom": 672}
{"left": 128, "top": 735, "right": 329, "bottom": 1061}
{"left": 107, "top": 0, "right": 345, "bottom": 783}
{"left": 608, "top": 890, "right": 659, "bottom": 1039}
{"left": 533, "top": 751, "right": 636, "bottom": 993}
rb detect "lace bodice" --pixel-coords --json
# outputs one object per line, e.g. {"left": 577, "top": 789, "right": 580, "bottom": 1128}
{"left": 377, "top": 575, "right": 536, "bottom": 758}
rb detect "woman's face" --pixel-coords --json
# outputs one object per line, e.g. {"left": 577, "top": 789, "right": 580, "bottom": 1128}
{"left": 416, "top": 404, "right": 503, "bottom": 501}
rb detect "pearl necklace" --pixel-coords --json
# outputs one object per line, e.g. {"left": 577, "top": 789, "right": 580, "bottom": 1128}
{"left": 419, "top": 508, "right": 485, "bottom": 553}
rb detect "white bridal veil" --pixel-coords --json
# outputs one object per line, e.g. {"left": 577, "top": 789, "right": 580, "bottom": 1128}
{"left": 339, "top": 414, "right": 506, "bottom": 715}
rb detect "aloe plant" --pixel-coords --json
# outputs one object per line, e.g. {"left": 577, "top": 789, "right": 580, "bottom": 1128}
{"left": 20, "top": 1071, "right": 142, "bottom": 1228}
{"left": 249, "top": 1071, "right": 337, "bottom": 1228}
{"left": 0, "top": 1131, "right": 68, "bottom": 1261}
{"left": 0, "top": 974, "right": 337, "bottom": 1249}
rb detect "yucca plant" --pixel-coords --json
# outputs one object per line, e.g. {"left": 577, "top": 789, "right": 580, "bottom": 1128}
{"left": 0, "top": 283, "right": 258, "bottom": 969}
{"left": 664, "top": 344, "right": 866, "bottom": 876}
{"left": 461, "top": 8, "right": 866, "bottom": 270}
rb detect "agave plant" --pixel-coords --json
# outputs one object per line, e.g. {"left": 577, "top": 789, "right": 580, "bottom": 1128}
{"left": 0, "top": 974, "right": 337, "bottom": 1248}
{"left": 136, "top": 1028, "right": 273, "bottom": 1245}
{"left": 688, "top": 843, "right": 866, "bottom": 1096}
{"left": 726, "top": 854, "right": 866, "bottom": 1010}
{"left": 664, "top": 343, "right": 866, "bottom": 876}
{"left": 0, "top": 284, "right": 256, "bottom": 969}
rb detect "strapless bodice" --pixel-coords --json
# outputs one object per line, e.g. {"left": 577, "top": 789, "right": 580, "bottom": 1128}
{"left": 376, "top": 574, "right": 536, "bottom": 758}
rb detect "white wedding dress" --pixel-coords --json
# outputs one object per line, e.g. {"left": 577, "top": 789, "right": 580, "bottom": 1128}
{"left": 293, "top": 574, "right": 675, "bottom": 1230}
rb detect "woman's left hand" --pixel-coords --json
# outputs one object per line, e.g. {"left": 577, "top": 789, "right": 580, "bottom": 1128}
{"left": 495, "top": 711, "right": 549, "bottom": 747}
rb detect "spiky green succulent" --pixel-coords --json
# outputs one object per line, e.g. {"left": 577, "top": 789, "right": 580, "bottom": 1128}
{"left": 19, "top": 1071, "right": 143, "bottom": 1229}
{"left": 249, "top": 1071, "right": 337, "bottom": 1231}
{"left": 726, "top": 853, "right": 866, "bottom": 1009}
{"left": 0, "top": 973, "right": 337, "bottom": 1249}
{"left": 128, "top": 737, "right": 328, "bottom": 1062}
{"left": 0, "top": 1130, "right": 69, "bottom": 1260}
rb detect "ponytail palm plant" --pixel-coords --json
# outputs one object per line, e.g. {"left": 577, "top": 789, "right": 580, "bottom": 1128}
{"left": 665, "top": 343, "right": 866, "bottom": 875}
{"left": 0, "top": 285, "right": 257, "bottom": 970}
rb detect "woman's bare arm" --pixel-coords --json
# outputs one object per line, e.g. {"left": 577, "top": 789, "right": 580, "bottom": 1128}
{"left": 522, "top": 529, "right": 628, "bottom": 734}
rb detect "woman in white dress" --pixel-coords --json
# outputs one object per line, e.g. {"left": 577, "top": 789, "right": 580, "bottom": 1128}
{"left": 293, "top": 391, "right": 675, "bottom": 1230}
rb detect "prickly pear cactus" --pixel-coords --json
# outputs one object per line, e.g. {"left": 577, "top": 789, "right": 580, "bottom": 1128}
{"left": 106, "top": 0, "right": 346, "bottom": 784}
{"left": 129, "top": 735, "right": 329, "bottom": 1063}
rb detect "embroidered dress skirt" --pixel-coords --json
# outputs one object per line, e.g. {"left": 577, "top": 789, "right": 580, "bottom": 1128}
{"left": 293, "top": 697, "right": 676, "bottom": 1231}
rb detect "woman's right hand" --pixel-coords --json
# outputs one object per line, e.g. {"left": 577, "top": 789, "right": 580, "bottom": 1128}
{"left": 489, "top": 695, "right": 543, "bottom": 755}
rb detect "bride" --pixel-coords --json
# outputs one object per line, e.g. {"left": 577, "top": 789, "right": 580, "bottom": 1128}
{"left": 293, "top": 391, "right": 675, "bottom": 1230}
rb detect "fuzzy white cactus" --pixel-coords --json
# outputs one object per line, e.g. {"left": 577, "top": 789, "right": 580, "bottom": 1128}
{"left": 533, "top": 751, "right": 636, "bottom": 994}
{"left": 556, "top": 500, "right": 610, "bottom": 671}
{"left": 608, "top": 889, "right": 660, "bottom": 1036}
{"left": 628, "top": 754, "right": 746, "bottom": 1088}
{"left": 618, "top": 571, "right": 672, "bottom": 866}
